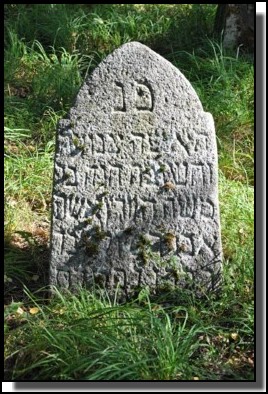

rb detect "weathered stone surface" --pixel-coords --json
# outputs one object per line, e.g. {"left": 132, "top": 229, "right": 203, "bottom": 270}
{"left": 50, "top": 42, "right": 222, "bottom": 297}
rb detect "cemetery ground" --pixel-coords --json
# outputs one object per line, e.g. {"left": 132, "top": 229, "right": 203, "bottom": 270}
{"left": 4, "top": 5, "right": 254, "bottom": 381}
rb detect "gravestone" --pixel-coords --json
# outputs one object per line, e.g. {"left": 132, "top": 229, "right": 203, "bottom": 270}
{"left": 50, "top": 42, "right": 222, "bottom": 297}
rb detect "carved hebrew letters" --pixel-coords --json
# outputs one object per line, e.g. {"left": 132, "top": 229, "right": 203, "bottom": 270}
{"left": 135, "top": 83, "right": 153, "bottom": 111}
{"left": 113, "top": 81, "right": 154, "bottom": 112}
{"left": 114, "top": 82, "right": 126, "bottom": 112}
{"left": 50, "top": 42, "right": 222, "bottom": 297}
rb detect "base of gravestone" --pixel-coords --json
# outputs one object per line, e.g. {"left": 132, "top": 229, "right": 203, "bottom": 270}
{"left": 49, "top": 265, "right": 222, "bottom": 304}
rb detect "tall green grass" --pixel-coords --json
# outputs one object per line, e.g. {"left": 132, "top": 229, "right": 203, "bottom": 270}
{"left": 4, "top": 284, "right": 253, "bottom": 381}
{"left": 10, "top": 288, "right": 200, "bottom": 380}
{"left": 170, "top": 40, "right": 254, "bottom": 185}
{"left": 5, "top": 4, "right": 217, "bottom": 56}
{"left": 5, "top": 132, "right": 54, "bottom": 209}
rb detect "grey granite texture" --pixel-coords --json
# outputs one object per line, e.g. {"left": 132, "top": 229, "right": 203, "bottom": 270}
{"left": 50, "top": 42, "right": 222, "bottom": 297}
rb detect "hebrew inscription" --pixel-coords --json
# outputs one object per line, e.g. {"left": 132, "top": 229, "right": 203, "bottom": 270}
{"left": 50, "top": 42, "right": 222, "bottom": 297}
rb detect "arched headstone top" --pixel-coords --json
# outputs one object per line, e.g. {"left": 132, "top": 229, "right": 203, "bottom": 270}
{"left": 73, "top": 41, "right": 204, "bottom": 125}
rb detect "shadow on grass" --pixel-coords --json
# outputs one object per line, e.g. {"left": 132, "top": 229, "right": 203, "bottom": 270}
{"left": 4, "top": 231, "right": 50, "bottom": 304}
{"left": 5, "top": 4, "right": 217, "bottom": 57}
